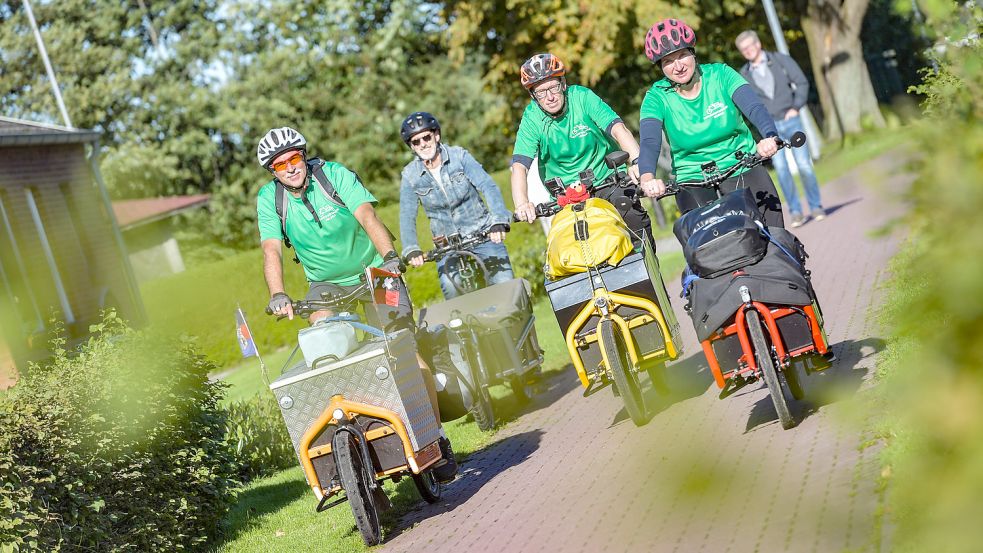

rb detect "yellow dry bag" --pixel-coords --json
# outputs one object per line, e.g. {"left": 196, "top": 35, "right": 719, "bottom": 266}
{"left": 545, "top": 198, "right": 634, "bottom": 279}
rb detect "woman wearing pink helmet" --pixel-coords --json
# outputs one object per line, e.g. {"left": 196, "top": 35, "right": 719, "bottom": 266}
{"left": 636, "top": 18, "right": 786, "bottom": 228}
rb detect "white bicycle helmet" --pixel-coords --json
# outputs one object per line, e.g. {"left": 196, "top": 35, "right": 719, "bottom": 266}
{"left": 257, "top": 127, "right": 307, "bottom": 169}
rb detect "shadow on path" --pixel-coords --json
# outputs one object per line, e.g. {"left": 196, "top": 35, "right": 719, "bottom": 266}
{"left": 744, "top": 336, "right": 885, "bottom": 432}
{"left": 609, "top": 352, "right": 715, "bottom": 427}
{"left": 382, "top": 429, "right": 544, "bottom": 543}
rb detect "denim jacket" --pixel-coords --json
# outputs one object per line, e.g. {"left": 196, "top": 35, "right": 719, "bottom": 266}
{"left": 399, "top": 144, "right": 512, "bottom": 257}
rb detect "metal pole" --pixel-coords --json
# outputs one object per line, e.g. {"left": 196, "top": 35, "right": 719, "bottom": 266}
{"left": 22, "top": 0, "right": 73, "bottom": 128}
{"left": 760, "top": 0, "right": 823, "bottom": 159}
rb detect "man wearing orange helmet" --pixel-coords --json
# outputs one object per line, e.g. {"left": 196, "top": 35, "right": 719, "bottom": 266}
{"left": 510, "top": 53, "right": 655, "bottom": 250}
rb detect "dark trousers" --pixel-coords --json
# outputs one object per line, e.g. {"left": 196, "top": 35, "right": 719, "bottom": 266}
{"left": 674, "top": 165, "right": 785, "bottom": 228}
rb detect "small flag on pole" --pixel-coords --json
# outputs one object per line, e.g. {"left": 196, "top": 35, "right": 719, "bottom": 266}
{"left": 235, "top": 307, "right": 258, "bottom": 358}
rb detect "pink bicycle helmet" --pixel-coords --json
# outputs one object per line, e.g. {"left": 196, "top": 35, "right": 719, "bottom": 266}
{"left": 644, "top": 18, "right": 697, "bottom": 64}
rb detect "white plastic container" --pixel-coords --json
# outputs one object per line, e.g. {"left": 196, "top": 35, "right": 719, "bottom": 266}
{"left": 297, "top": 320, "right": 358, "bottom": 368}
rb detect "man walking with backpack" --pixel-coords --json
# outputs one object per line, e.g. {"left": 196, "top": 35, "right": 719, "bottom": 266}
{"left": 736, "top": 30, "right": 825, "bottom": 228}
{"left": 255, "top": 126, "right": 458, "bottom": 482}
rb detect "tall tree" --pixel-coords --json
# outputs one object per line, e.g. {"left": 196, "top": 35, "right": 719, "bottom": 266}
{"left": 444, "top": 0, "right": 697, "bottom": 130}
{"left": 797, "top": 0, "right": 886, "bottom": 138}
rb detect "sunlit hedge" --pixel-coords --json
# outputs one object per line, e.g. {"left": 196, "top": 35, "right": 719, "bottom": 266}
{"left": 224, "top": 394, "right": 296, "bottom": 482}
{"left": 0, "top": 316, "right": 238, "bottom": 552}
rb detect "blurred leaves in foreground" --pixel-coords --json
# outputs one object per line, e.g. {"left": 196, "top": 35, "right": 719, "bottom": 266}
{"left": 873, "top": 2, "right": 983, "bottom": 551}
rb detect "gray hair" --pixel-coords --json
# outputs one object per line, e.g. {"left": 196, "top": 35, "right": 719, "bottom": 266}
{"left": 735, "top": 30, "right": 760, "bottom": 48}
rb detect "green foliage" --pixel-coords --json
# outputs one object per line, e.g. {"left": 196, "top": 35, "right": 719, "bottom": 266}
{"left": 446, "top": 0, "right": 698, "bottom": 129}
{"left": 0, "top": 313, "right": 239, "bottom": 552}
{"left": 224, "top": 394, "right": 297, "bottom": 482}
{"left": 873, "top": 3, "right": 983, "bottom": 550}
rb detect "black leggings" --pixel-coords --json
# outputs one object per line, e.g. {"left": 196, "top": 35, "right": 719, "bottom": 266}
{"left": 595, "top": 184, "right": 657, "bottom": 252}
{"left": 675, "top": 165, "right": 785, "bottom": 228}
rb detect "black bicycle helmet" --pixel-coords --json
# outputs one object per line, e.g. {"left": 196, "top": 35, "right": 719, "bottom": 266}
{"left": 400, "top": 112, "right": 441, "bottom": 144}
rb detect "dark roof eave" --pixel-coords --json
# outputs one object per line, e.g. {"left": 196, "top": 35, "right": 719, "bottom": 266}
{"left": 0, "top": 132, "right": 101, "bottom": 147}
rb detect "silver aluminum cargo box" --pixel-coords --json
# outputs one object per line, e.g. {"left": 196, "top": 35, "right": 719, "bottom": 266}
{"left": 269, "top": 329, "right": 439, "bottom": 456}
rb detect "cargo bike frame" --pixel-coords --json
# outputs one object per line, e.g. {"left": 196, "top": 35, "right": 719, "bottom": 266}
{"left": 524, "top": 151, "right": 682, "bottom": 426}
{"left": 413, "top": 235, "right": 544, "bottom": 431}
{"left": 267, "top": 282, "right": 444, "bottom": 545}
{"left": 664, "top": 132, "right": 831, "bottom": 429}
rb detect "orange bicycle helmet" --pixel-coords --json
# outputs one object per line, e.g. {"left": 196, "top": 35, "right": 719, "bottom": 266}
{"left": 520, "top": 53, "right": 567, "bottom": 90}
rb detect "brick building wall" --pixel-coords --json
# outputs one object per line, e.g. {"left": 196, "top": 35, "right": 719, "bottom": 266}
{"left": 0, "top": 119, "right": 143, "bottom": 386}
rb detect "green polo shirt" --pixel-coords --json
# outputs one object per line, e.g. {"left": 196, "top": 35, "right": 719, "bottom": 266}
{"left": 640, "top": 63, "right": 756, "bottom": 183}
{"left": 257, "top": 162, "right": 382, "bottom": 285}
{"left": 513, "top": 85, "right": 621, "bottom": 190}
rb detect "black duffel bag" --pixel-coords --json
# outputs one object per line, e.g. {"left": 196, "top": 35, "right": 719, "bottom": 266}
{"left": 673, "top": 188, "right": 768, "bottom": 279}
{"left": 684, "top": 226, "right": 815, "bottom": 341}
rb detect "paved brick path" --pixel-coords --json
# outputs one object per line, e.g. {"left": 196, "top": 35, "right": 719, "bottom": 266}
{"left": 381, "top": 153, "right": 911, "bottom": 553}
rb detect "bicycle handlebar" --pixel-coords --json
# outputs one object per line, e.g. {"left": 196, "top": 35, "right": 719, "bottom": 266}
{"left": 265, "top": 282, "right": 370, "bottom": 320}
{"left": 661, "top": 132, "right": 806, "bottom": 197}
{"left": 418, "top": 230, "right": 491, "bottom": 264}
{"left": 511, "top": 166, "right": 634, "bottom": 222}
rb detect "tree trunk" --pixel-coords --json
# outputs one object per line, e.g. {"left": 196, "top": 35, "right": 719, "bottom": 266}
{"left": 801, "top": 0, "right": 885, "bottom": 140}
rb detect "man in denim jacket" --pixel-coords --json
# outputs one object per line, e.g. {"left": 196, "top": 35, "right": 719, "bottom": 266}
{"left": 398, "top": 112, "right": 515, "bottom": 299}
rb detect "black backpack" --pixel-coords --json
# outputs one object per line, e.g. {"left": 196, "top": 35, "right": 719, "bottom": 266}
{"left": 275, "top": 157, "right": 345, "bottom": 263}
{"left": 673, "top": 188, "right": 769, "bottom": 279}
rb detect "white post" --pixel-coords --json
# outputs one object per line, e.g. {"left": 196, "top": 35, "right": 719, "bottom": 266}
{"left": 760, "top": 0, "right": 822, "bottom": 160}
{"left": 22, "top": 0, "right": 73, "bottom": 128}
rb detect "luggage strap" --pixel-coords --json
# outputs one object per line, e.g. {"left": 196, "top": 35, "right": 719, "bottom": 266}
{"left": 755, "top": 221, "right": 804, "bottom": 269}
{"left": 318, "top": 313, "right": 385, "bottom": 338}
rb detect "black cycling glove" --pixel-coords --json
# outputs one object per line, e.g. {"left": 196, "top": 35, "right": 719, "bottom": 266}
{"left": 268, "top": 292, "right": 291, "bottom": 314}
{"left": 380, "top": 250, "right": 405, "bottom": 274}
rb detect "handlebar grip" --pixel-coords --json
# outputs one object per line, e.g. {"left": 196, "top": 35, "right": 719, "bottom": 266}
{"left": 662, "top": 180, "right": 680, "bottom": 196}
{"left": 264, "top": 306, "right": 273, "bottom": 315}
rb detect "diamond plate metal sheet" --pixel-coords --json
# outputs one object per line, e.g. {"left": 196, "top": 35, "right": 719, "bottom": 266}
{"left": 270, "top": 329, "right": 440, "bottom": 456}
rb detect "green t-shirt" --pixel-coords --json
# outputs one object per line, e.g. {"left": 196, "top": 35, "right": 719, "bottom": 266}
{"left": 257, "top": 162, "right": 382, "bottom": 285}
{"left": 640, "top": 63, "right": 756, "bottom": 183}
{"left": 512, "top": 85, "right": 621, "bottom": 190}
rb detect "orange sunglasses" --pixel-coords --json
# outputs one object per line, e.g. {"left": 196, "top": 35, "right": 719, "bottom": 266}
{"left": 271, "top": 152, "right": 304, "bottom": 172}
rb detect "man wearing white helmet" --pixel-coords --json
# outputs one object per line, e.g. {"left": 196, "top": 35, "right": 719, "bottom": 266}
{"left": 255, "top": 127, "right": 458, "bottom": 482}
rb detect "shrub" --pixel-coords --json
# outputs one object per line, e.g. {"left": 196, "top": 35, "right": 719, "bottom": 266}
{"left": 0, "top": 314, "right": 239, "bottom": 552}
{"left": 873, "top": 5, "right": 983, "bottom": 551}
{"left": 224, "top": 394, "right": 297, "bottom": 482}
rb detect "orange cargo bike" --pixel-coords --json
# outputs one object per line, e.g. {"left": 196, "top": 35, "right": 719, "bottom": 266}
{"left": 665, "top": 132, "right": 833, "bottom": 429}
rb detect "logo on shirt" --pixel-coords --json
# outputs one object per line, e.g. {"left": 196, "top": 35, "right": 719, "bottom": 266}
{"left": 317, "top": 204, "right": 340, "bottom": 223}
{"left": 570, "top": 124, "right": 591, "bottom": 139}
{"left": 705, "top": 102, "right": 727, "bottom": 119}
